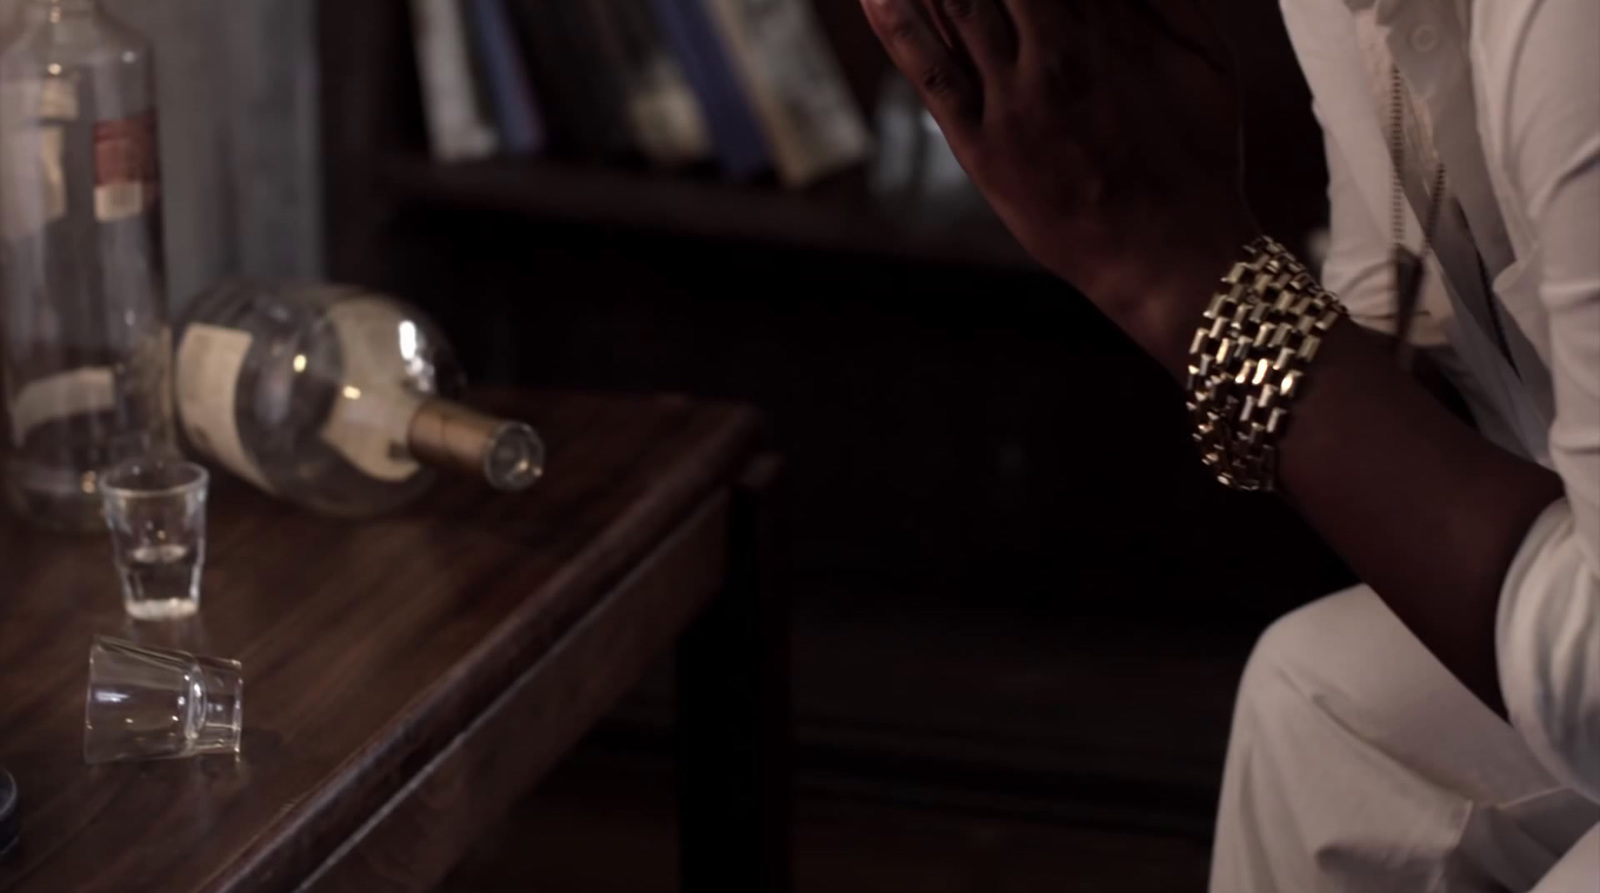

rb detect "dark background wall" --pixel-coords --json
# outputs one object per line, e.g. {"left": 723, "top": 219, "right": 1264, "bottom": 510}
{"left": 316, "top": 9, "right": 1362, "bottom": 871}
{"left": 101, "top": 3, "right": 1362, "bottom": 883}
{"left": 323, "top": 0, "right": 1351, "bottom": 627}
{"left": 0, "top": 0, "right": 323, "bottom": 300}
{"left": 0, "top": 0, "right": 1356, "bottom": 886}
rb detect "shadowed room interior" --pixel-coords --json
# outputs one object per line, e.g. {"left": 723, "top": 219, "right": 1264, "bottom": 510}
{"left": 6, "top": 0, "right": 1596, "bottom": 886}
{"left": 317, "top": 1, "right": 1348, "bottom": 890}
{"left": 0, "top": 0, "right": 1382, "bottom": 890}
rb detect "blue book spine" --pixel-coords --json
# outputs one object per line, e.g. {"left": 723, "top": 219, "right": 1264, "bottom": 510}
{"left": 464, "top": 0, "right": 547, "bottom": 155}
{"left": 643, "top": 0, "right": 769, "bottom": 178}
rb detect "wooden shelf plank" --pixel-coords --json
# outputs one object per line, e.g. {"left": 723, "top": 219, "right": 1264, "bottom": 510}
{"left": 379, "top": 157, "right": 1038, "bottom": 272}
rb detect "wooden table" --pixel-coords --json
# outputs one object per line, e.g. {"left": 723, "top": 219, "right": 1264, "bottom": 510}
{"left": 0, "top": 390, "right": 789, "bottom": 893}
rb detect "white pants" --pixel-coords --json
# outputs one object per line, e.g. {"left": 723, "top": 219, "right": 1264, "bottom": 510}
{"left": 1210, "top": 587, "right": 1600, "bottom": 892}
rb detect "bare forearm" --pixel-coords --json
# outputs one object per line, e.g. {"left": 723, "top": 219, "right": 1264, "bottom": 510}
{"left": 1126, "top": 246, "right": 1563, "bottom": 714}
{"left": 1281, "top": 320, "right": 1562, "bottom": 712}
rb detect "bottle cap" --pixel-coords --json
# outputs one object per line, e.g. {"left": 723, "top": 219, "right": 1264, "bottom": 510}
{"left": 0, "top": 768, "right": 17, "bottom": 859}
{"left": 408, "top": 399, "right": 543, "bottom": 490}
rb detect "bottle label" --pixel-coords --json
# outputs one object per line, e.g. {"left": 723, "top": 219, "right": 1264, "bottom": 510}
{"left": 6, "top": 367, "right": 114, "bottom": 445}
{"left": 321, "top": 383, "right": 425, "bottom": 482}
{"left": 94, "top": 112, "right": 160, "bottom": 223}
{"left": 0, "top": 78, "right": 78, "bottom": 239}
{"left": 37, "top": 78, "right": 79, "bottom": 121}
{"left": 319, "top": 298, "right": 425, "bottom": 482}
{"left": 0, "top": 125, "right": 66, "bottom": 239}
{"left": 175, "top": 323, "right": 274, "bottom": 493}
{"left": 0, "top": 77, "right": 80, "bottom": 122}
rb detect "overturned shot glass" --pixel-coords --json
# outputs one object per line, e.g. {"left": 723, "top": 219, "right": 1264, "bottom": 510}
{"left": 84, "top": 635, "right": 242, "bottom": 764}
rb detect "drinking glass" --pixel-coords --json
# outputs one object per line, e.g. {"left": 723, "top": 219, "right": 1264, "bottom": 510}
{"left": 84, "top": 635, "right": 242, "bottom": 764}
{"left": 100, "top": 458, "right": 208, "bottom": 620}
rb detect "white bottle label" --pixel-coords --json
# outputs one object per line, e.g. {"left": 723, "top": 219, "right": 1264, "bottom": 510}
{"left": 0, "top": 78, "right": 74, "bottom": 239}
{"left": 319, "top": 299, "right": 424, "bottom": 482}
{"left": 0, "top": 125, "right": 66, "bottom": 239}
{"left": 175, "top": 323, "right": 274, "bottom": 493}
{"left": 7, "top": 367, "right": 114, "bottom": 444}
{"left": 0, "top": 78, "right": 81, "bottom": 122}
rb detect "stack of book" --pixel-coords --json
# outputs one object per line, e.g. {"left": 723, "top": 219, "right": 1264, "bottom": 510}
{"left": 410, "top": 0, "right": 874, "bottom": 187}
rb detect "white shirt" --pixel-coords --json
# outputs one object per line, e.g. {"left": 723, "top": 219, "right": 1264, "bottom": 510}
{"left": 1279, "top": 0, "right": 1599, "bottom": 801}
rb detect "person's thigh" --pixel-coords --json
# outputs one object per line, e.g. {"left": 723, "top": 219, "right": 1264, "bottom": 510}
{"left": 1250, "top": 586, "right": 1553, "bottom": 800}
{"left": 1214, "top": 586, "right": 1597, "bottom": 892}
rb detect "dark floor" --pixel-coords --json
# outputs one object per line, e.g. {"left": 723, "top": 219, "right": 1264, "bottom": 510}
{"left": 440, "top": 749, "right": 1213, "bottom": 893}
{"left": 438, "top": 581, "right": 1260, "bottom": 892}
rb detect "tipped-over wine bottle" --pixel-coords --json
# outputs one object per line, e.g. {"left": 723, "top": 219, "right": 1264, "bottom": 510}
{"left": 173, "top": 282, "right": 544, "bottom": 516}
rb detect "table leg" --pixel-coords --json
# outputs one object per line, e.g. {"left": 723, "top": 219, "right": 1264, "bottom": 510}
{"left": 676, "top": 455, "right": 792, "bottom": 893}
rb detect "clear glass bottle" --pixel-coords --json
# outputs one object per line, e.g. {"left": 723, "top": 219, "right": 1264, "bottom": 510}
{"left": 0, "top": 0, "right": 173, "bottom": 532}
{"left": 174, "top": 281, "right": 545, "bottom": 517}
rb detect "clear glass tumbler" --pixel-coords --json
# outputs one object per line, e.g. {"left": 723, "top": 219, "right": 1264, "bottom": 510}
{"left": 84, "top": 635, "right": 242, "bottom": 764}
{"left": 99, "top": 458, "right": 207, "bottom": 620}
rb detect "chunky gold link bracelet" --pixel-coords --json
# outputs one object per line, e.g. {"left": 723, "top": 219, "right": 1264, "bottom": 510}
{"left": 1185, "top": 236, "right": 1346, "bottom": 492}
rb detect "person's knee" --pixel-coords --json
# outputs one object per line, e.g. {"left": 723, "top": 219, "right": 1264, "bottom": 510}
{"left": 1243, "top": 593, "right": 1345, "bottom": 692}
{"left": 1236, "top": 588, "right": 1381, "bottom": 722}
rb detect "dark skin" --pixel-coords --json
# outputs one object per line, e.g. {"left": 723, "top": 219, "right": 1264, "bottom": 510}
{"left": 859, "top": 0, "right": 1566, "bottom": 713}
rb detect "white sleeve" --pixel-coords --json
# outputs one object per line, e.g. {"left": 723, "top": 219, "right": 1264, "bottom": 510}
{"left": 1476, "top": 0, "right": 1600, "bottom": 800}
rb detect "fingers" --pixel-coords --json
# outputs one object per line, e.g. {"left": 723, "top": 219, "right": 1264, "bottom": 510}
{"left": 934, "top": 0, "right": 1018, "bottom": 76}
{"left": 1001, "top": 0, "right": 1082, "bottom": 44}
{"left": 861, "top": 0, "right": 981, "bottom": 123}
{"left": 992, "top": 0, "right": 1090, "bottom": 83}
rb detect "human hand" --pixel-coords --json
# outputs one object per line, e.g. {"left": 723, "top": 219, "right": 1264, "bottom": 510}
{"left": 859, "top": 0, "right": 1258, "bottom": 340}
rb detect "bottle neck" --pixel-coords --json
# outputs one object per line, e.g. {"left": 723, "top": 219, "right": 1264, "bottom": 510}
{"left": 407, "top": 398, "right": 544, "bottom": 492}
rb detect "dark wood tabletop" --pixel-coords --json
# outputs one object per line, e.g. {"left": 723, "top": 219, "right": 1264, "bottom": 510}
{"left": 0, "top": 389, "right": 776, "bottom": 893}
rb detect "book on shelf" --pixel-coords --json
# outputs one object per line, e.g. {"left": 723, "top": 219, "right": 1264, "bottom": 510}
{"left": 415, "top": 0, "right": 870, "bottom": 184}
{"left": 462, "top": 0, "right": 547, "bottom": 155}
{"left": 599, "top": 0, "right": 713, "bottom": 167}
{"left": 645, "top": 0, "right": 771, "bottom": 179}
{"left": 409, "top": 0, "right": 499, "bottom": 161}
{"left": 701, "top": 0, "right": 873, "bottom": 186}
{"left": 504, "top": 0, "right": 635, "bottom": 159}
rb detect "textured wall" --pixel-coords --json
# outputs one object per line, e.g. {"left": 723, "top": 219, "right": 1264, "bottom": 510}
{"left": 2, "top": 0, "right": 322, "bottom": 305}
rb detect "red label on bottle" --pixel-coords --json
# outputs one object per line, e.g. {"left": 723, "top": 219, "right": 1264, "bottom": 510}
{"left": 93, "top": 112, "right": 160, "bottom": 221}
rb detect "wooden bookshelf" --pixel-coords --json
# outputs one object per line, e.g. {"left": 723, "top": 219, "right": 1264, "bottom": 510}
{"left": 380, "top": 156, "right": 1035, "bottom": 271}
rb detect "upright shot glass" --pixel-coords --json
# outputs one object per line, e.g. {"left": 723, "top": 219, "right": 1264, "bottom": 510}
{"left": 100, "top": 458, "right": 208, "bottom": 620}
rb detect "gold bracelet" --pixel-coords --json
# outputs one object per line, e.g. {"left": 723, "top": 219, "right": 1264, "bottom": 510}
{"left": 1185, "top": 236, "right": 1346, "bottom": 492}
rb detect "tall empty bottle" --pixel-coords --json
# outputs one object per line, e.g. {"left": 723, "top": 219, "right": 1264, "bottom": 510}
{"left": 0, "top": 0, "right": 174, "bottom": 531}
